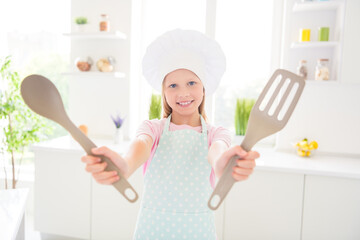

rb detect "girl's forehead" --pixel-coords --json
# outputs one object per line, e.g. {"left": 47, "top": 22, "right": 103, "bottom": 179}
{"left": 164, "top": 69, "right": 201, "bottom": 82}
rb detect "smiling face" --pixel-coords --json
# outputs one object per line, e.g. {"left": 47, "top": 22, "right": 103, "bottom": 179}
{"left": 163, "top": 69, "right": 204, "bottom": 122}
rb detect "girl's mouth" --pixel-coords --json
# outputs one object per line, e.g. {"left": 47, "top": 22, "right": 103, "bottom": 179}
{"left": 177, "top": 100, "right": 194, "bottom": 107}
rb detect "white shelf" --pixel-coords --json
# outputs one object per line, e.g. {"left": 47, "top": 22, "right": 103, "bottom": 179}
{"left": 63, "top": 31, "right": 127, "bottom": 39}
{"left": 293, "top": 1, "right": 343, "bottom": 12}
{"left": 291, "top": 41, "right": 339, "bottom": 48}
{"left": 62, "top": 71, "right": 126, "bottom": 78}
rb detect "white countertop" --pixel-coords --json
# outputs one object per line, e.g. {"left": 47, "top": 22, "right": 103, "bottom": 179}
{"left": 32, "top": 136, "right": 360, "bottom": 180}
{"left": 0, "top": 188, "right": 29, "bottom": 240}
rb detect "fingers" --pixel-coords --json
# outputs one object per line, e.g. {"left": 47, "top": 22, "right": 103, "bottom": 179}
{"left": 232, "top": 166, "right": 253, "bottom": 181}
{"left": 92, "top": 171, "right": 120, "bottom": 185}
{"left": 91, "top": 146, "right": 118, "bottom": 161}
{"left": 236, "top": 159, "right": 256, "bottom": 169}
{"left": 81, "top": 155, "right": 101, "bottom": 164}
{"left": 85, "top": 161, "right": 108, "bottom": 173}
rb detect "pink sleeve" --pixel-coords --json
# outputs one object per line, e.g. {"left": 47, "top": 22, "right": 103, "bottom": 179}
{"left": 207, "top": 125, "right": 232, "bottom": 189}
{"left": 207, "top": 125, "right": 232, "bottom": 148}
{"left": 135, "top": 119, "right": 165, "bottom": 175}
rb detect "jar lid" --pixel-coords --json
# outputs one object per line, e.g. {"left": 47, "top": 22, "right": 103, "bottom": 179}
{"left": 101, "top": 14, "right": 108, "bottom": 17}
{"left": 299, "top": 60, "right": 307, "bottom": 63}
{"left": 318, "top": 59, "right": 329, "bottom": 61}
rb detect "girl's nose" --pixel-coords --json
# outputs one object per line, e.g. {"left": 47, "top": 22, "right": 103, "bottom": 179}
{"left": 178, "top": 92, "right": 190, "bottom": 98}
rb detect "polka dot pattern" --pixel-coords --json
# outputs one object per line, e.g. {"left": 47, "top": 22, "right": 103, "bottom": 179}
{"left": 134, "top": 115, "right": 216, "bottom": 239}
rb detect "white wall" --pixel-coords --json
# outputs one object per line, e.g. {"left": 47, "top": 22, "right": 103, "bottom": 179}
{"left": 69, "top": 0, "right": 132, "bottom": 140}
{"left": 340, "top": 0, "right": 360, "bottom": 84}
{"left": 276, "top": 0, "right": 360, "bottom": 155}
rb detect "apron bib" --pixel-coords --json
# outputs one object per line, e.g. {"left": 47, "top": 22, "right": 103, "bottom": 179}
{"left": 134, "top": 115, "right": 216, "bottom": 240}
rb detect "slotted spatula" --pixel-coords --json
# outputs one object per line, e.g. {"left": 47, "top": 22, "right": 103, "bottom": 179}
{"left": 208, "top": 69, "right": 305, "bottom": 210}
{"left": 21, "top": 74, "right": 138, "bottom": 203}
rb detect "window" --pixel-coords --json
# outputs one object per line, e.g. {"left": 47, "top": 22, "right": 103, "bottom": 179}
{"left": 0, "top": 0, "right": 70, "bottom": 169}
{"left": 214, "top": 0, "right": 277, "bottom": 132}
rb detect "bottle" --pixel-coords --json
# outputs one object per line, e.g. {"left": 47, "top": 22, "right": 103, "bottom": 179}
{"left": 99, "top": 14, "right": 110, "bottom": 32}
{"left": 297, "top": 60, "right": 308, "bottom": 80}
{"left": 315, "top": 59, "right": 329, "bottom": 81}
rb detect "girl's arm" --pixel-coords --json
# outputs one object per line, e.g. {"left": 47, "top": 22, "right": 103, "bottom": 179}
{"left": 208, "top": 141, "right": 259, "bottom": 181}
{"left": 123, "top": 134, "right": 153, "bottom": 178}
{"left": 81, "top": 134, "right": 153, "bottom": 184}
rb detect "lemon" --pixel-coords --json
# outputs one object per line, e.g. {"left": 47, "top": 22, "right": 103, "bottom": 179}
{"left": 309, "top": 141, "right": 318, "bottom": 149}
{"left": 297, "top": 149, "right": 306, "bottom": 157}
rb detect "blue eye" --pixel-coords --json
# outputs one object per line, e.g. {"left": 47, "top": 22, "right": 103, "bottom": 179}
{"left": 169, "top": 84, "right": 177, "bottom": 88}
{"left": 188, "top": 81, "right": 196, "bottom": 86}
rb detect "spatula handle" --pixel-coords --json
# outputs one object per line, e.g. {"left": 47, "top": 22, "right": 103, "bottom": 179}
{"left": 208, "top": 155, "right": 238, "bottom": 210}
{"left": 67, "top": 122, "right": 138, "bottom": 203}
{"left": 208, "top": 141, "right": 253, "bottom": 210}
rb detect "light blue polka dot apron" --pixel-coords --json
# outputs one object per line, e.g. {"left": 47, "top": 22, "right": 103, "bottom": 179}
{"left": 134, "top": 114, "right": 216, "bottom": 240}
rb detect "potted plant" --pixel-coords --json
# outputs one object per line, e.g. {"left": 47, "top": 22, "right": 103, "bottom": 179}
{"left": 0, "top": 56, "right": 51, "bottom": 189}
{"left": 74, "top": 16, "right": 88, "bottom": 32}
{"left": 234, "top": 98, "right": 255, "bottom": 144}
{"left": 148, "top": 94, "right": 162, "bottom": 120}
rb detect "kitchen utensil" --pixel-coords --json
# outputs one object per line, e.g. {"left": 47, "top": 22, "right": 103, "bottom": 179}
{"left": 20, "top": 74, "right": 138, "bottom": 203}
{"left": 208, "top": 69, "right": 305, "bottom": 210}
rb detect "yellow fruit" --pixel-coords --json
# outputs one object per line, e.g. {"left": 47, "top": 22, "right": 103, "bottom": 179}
{"left": 309, "top": 141, "right": 318, "bottom": 149}
{"left": 306, "top": 151, "right": 311, "bottom": 157}
{"left": 297, "top": 149, "right": 306, "bottom": 157}
{"left": 299, "top": 140, "right": 308, "bottom": 149}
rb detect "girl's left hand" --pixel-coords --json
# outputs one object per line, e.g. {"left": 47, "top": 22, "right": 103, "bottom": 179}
{"left": 214, "top": 145, "right": 259, "bottom": 181}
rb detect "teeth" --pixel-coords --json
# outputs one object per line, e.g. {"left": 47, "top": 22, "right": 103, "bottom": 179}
{"left": 178, "top": 101, "right": 192, "bottom": 106}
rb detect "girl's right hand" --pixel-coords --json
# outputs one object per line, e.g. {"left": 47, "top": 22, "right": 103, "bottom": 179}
{"left": 81, "top": 146, "right": 129, "bottom": 185}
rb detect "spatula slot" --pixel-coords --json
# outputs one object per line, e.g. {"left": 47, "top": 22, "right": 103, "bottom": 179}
{"left": 277, "top": 82, "right": 300, "bottom": 121}
{"left": 259, "top": 74, "right": 282, "bottom": 112}
{"left": 268, "top": 78, "right": 291, "bottom": 116}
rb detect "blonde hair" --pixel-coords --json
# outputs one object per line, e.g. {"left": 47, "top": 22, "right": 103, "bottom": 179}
{"left": 161, "top": 80, "right": 208, "bottom": 122}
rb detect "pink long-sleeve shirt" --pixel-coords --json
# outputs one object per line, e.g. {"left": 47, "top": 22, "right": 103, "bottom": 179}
{"left": 136, "top": 118, "right": 232, "bottom": 188}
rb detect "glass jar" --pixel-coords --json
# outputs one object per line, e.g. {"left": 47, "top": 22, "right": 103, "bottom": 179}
{"left": 315, "top": 59, "right": 330, "bottom": 81}
{"left": 297, "top": 60, "right": 308, "bottom": 80}
{"left": 75, "top": 57, "right": 93, "bottom": 72}
{"left": 99, "top": 14, "right": 110, "bottom": 32}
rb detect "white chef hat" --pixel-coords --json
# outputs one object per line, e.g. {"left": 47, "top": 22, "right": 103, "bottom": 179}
{"left": 142, "top": 29, "right": 226, "bottom": 96}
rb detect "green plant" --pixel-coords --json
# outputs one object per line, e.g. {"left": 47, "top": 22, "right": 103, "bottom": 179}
{"left": 75, "top": 17, "right": 88, "bottom": 25}
{"left": 0, "top": 56, "right": 52, "bottom": 189}
{"left": 148, "top": 94, "right": 162, "bottom": 120}
{"left": 234, "top": 98, "right": 255, "bottom": 136}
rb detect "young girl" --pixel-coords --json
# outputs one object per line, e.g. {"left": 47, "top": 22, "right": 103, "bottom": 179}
{"left": 81, "top": 29, "right": 259, "bottom": 239}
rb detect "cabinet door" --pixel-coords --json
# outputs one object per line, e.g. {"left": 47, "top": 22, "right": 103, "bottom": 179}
{"left": 91, "top": 168, "right": 144, "bottom": 240}
{"left": 223, "top": 170, "right": 304, "bottom": 240}
{"left": 34, "top": 150, "right": 91, "bottom": 239}
{"left": 302, "top": 175, "right": 360, "bottom": 240}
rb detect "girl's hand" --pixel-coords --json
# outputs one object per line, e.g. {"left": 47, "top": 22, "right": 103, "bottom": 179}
{"left": 81, "top": 146, "right": 128, "bottom": 185}
{"left": 214, "top": 145, "right": 259, "bottom": 181}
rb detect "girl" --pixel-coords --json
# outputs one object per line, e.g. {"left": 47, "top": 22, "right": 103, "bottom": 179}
{"left": 81, "top": 29, "right": 259, "bottom": 239}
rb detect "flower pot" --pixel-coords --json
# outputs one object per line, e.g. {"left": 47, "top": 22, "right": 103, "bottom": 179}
{"left": 114, "top": 128, "right": 123, "bottom": 144}
{"left": 76, "top": 24, "right": 87, "bottom": 32}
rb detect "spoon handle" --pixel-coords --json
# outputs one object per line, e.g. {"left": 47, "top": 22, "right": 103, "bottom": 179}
{"left": 66, "top": 121, "right": 138, "bottom": 203}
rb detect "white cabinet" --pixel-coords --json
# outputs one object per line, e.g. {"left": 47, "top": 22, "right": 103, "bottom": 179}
{"left": 91, "top": 168, "right": 143, "bottom": 240}
{"left": 223, "top": 170, "right": 304, "bottom": 240}
{"left": 302, "top": 175, "right": 360, "bottom": 240}
{"left": 33, "top": 148, "right": 91, "bottom": 239}
{"left": 33, "top": 137, "right": 360, "bottom": 239}
{"left": 281, "top": 0, "right": 346, "bottom": 81}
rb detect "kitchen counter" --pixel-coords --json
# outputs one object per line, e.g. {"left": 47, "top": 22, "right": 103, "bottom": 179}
{"left": 0, "top": 188, "right": 29, "bottom": 240}
{"left": 32, "top": 135, "right": 360, "bottom": 180}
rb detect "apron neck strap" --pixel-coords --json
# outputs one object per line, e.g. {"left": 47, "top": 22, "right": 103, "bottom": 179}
{"left": 164, "top": 114, "right": 207, "bottom": 135}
